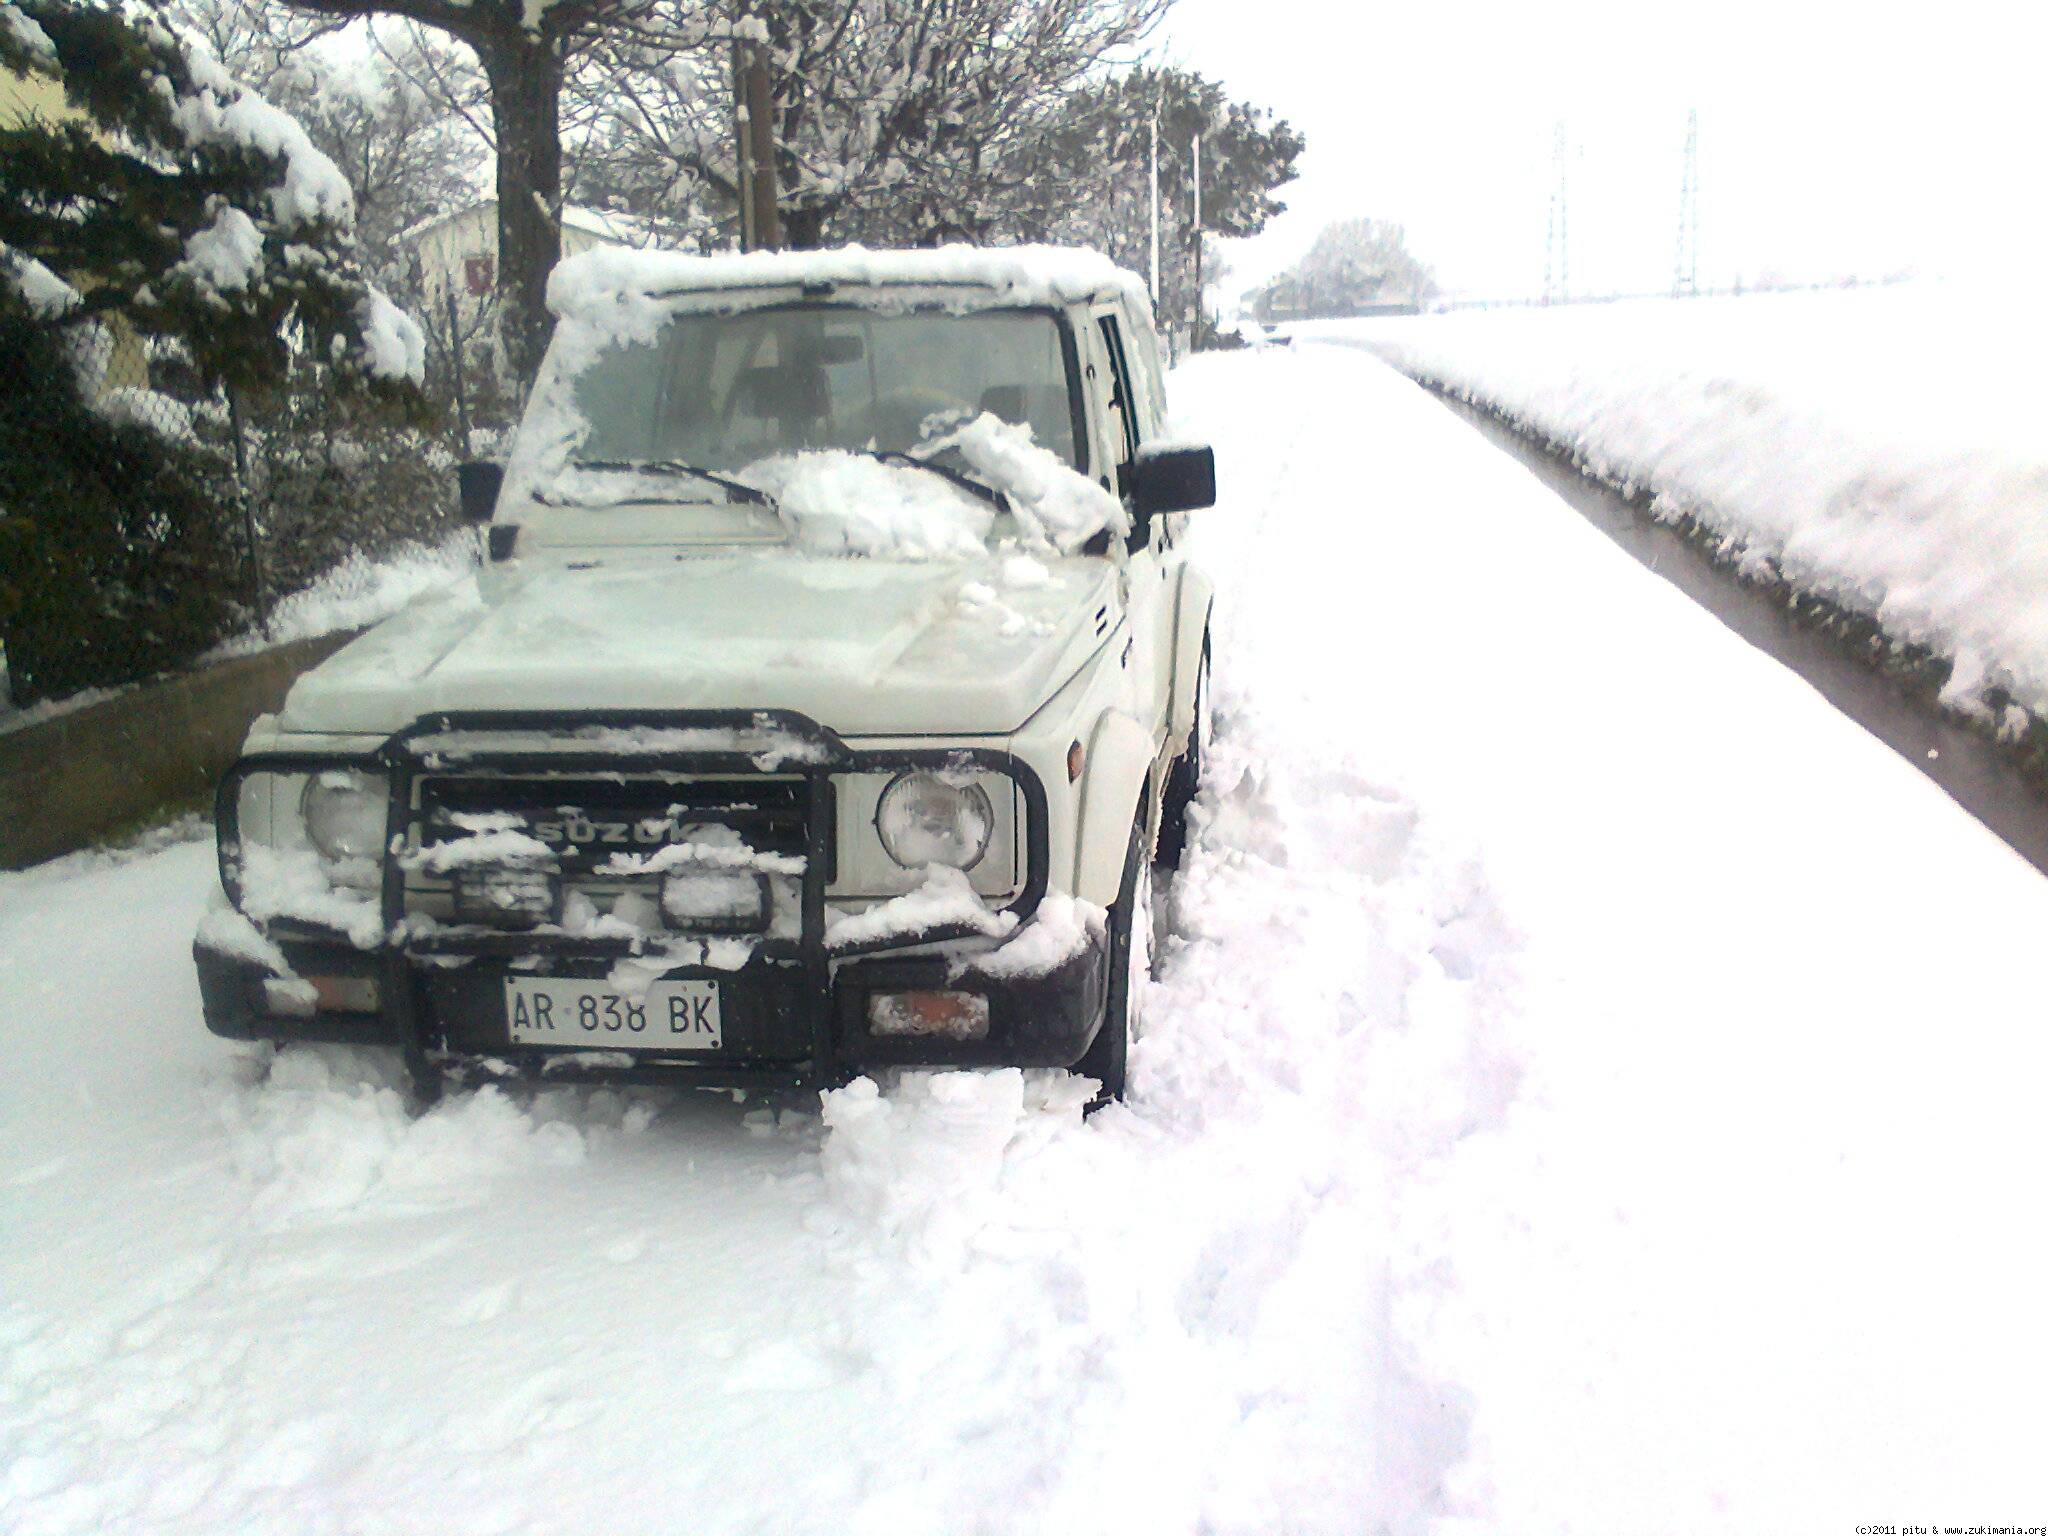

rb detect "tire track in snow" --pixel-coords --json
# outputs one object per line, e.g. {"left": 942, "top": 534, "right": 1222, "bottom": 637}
{"left": 3, "top": 349, "right": 1530, "bottom": 1533}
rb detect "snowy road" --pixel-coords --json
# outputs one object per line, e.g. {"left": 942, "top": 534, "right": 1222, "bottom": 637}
{"left": 7, "top": 346, "right": 2047, "bottom": 1534}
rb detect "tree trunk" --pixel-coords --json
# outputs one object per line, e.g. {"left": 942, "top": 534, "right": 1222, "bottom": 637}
{"left": 480, "top": 35, "right": 563, "bottom": 391}
{"left": 781, "top": 204, "right": 826, "bottom": 250}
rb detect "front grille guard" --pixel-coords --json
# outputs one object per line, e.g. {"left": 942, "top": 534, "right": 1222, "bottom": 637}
{"left": 215, "top": 709, "right": 1050, "bottom": 1078}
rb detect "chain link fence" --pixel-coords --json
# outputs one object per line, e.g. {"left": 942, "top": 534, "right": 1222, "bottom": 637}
{"left": 0, "top": 307, "right": 475, "bottom": 712}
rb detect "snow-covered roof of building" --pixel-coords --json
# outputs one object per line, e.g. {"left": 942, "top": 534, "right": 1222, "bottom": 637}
{"left": 395, "top": 201, "right": 699, "bottom": 253}
{"left": 546, "top": 243, "right": 1152, "bottom": 320}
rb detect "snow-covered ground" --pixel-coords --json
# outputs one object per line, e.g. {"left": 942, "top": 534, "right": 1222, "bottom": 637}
{"left": 211, "top": 530, "right": 481, "bottom": 661}
{"left": 6, "top": 346, "right": 2048, "bottom": 1533}
{"left": 1331, "top": 284, "right": 2048, "bottom": 734}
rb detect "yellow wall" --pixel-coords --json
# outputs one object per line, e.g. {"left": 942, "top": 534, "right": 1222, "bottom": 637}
{"left": 2, "top": 66, "right": 149, "bottom": 392}
{"left": 0, "top": 64, "right": 74, "bottom": 129}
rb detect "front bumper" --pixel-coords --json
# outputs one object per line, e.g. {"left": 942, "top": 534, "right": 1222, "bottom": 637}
{"left": 195, "top": 921, "right": 1109, "bottom": 1089}
{"left": 200, "top": 708, "right": 1092, "bottom": 1092}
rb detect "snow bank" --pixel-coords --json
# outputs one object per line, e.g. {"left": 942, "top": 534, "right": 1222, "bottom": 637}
{"left": 216, "top": 530, "right": 479, "bottom": 657}
{"left": 218, "top": 1048, "right": 590, "bottom": 1225}
{"left": 1335, "top": 284, "right": 2048, "bottom": 724}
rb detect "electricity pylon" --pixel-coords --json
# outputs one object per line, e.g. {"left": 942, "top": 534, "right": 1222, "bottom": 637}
{"left": 1674, "top": 109, "right": 1700, "bottom": 297}
{"left": 1544, "top": 122, "right": 1569, "bottom": 305}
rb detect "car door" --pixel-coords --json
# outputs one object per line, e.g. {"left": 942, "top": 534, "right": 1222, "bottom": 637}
{"left": 1090, "top": 302, "right": 1172, "bottom": 745}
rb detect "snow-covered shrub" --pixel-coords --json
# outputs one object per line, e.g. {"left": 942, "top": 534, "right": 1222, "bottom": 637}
{"left": 0, "top": 300, "right": 242, "bottom": 705}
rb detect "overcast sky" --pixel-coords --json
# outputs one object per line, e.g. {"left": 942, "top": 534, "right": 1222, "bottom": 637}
{"left": 1159, "top": 0, "right": 2046, "bottom": 303}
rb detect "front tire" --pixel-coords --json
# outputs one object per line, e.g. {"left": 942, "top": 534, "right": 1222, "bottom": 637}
{"left": 1076, "top": 812, "right": 1153, "bottom": 1107}
{"left": 1155, "top": 636, "right": 1211, "bottom": 870}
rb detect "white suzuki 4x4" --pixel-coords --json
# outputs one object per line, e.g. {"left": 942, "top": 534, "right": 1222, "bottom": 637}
{"left": 195, "top": 245, "right": 1216, "bottom": 1105}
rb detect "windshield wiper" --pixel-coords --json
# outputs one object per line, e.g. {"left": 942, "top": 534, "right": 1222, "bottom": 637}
{"left": 858, "top": 449, "right": 1009, "bottom": 510}
{"left": 571, "top": 458, "right": 777, "bottom": 510}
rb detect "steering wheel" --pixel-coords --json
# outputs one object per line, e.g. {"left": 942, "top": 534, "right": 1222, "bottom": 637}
{"left": 856, "top": 388, "right": 973, "bottom": 453}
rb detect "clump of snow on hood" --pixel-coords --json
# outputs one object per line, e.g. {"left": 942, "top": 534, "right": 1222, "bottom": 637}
{"left": 355, "top": 288, "right": 426, "bottom": 383}
{"left": 955, "top": 575, "right": 1053, "bottom": 638}
{"left": 999, "top": 553, "right": 1052, "bottom": 588}
{"left": 920, "top": 412, "right": 1127, "bottom": 553}
{"left": 741, "top": 452, "right": 995, "bottom": 558}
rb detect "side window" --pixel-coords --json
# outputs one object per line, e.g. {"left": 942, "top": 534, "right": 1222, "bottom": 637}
{"left": 1123, "top": 312, "right": 1167, "bottom": 437}
{"left": 1096, "top": 312, "right": 1141, "bottom": 467}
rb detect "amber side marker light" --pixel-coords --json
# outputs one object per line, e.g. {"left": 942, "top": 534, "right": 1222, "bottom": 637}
{"left": 866, "top": 990, "right": 992, "bottom": 1041}
{"left": 262, "top": 975, "right": 378, "bottom": 1017}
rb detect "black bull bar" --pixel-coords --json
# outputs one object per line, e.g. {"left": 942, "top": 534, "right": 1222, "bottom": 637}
{"left": 215, "top": 710, "right": 1052, "bottom": 1091}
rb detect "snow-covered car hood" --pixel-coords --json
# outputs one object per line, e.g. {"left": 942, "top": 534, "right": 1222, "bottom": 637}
{"left": 276, "top": 550, "right": 1117, "bottom": 738}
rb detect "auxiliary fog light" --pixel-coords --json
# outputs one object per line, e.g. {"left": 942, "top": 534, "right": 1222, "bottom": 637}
{"left": 866, "top": 989, "right": 992, "bottom": 1041}
{"left": 662, "top": 869, "right": 770, "bottom": 933}
{"left": 453, "top": 864, "right": 559, "bottom": 928}
{"left": 875, "top": 772, "right": 993, "bottom": 870}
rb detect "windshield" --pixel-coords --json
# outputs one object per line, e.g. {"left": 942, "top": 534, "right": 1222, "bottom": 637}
{"left": 570, "top": 306, "right": 1082, "bottom": 475}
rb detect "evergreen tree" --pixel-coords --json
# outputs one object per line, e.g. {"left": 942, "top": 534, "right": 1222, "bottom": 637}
{"left": 0, "top": 0, "right": 424, "bottom": 395}
{"left": 0, "top": 0, "right": 424, "bottom": 704}
{"left": 1012, "top": 67, "right": 1305, "bottom": 339}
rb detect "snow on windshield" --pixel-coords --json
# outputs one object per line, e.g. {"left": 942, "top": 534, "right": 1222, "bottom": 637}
{"left": 739, "top": 452, "right": 995, "bottom": 557}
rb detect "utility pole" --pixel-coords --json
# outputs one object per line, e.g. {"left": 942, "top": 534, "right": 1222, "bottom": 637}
{"left": 733, "top": 22, "right": 780, "bottom": 252}
{"left": 1147, "top": 106, "right": 1161, "bottom": 308}
{"left": 1190, "top": 131, "right": 1203, "bottom": 348}
{"left": 1544, "top": 120, "right": 1569, "bottom": 305}
{"left": 1674, "top": 108, "right": 1700, "bottom": 297}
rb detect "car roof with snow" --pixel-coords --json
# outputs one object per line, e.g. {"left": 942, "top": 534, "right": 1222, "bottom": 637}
{"left": 546, "top": 243, "right": 1154, "bottom": 319}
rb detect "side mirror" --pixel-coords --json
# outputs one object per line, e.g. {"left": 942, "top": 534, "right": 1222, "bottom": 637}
{"left": 1127, "top": 443, "right": 1216, "bottom": 517}
{"left": 456, "top": 460, "right": 504, "bottom": 525}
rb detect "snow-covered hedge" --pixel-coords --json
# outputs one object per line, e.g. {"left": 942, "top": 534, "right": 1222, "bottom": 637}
{"left": 1339, "top": 285, "right": 2048, "bottom": 731}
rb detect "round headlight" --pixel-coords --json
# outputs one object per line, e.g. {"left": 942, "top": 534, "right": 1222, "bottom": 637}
{"left": 301, "top": 771, "right": 386, "bottom": 860}
{"left": 875, "top": 771, "right": 993, "bottom": 870}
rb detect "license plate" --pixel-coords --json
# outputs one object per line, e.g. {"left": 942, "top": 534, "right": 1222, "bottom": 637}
{"left": 503, "top": 977, "right": 722, "bottom": 1051}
